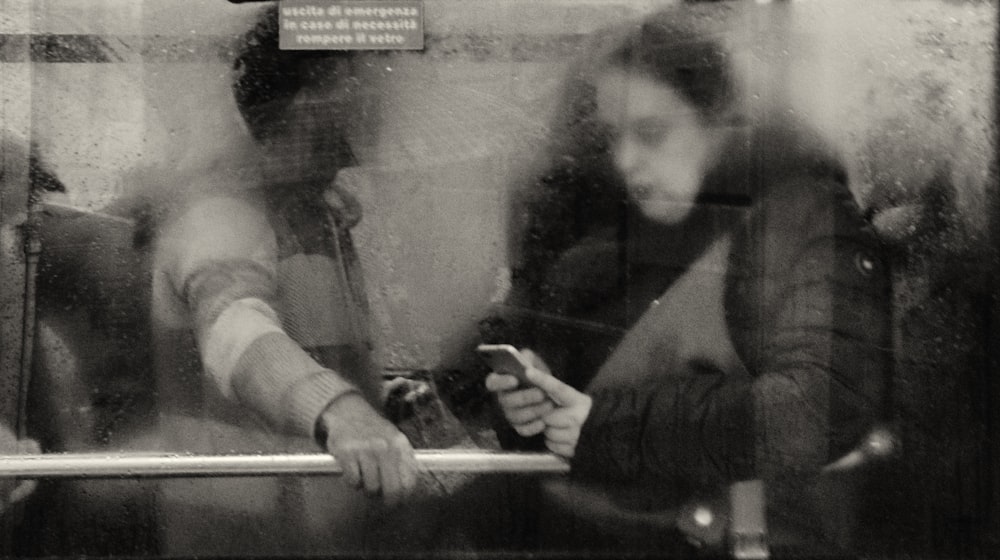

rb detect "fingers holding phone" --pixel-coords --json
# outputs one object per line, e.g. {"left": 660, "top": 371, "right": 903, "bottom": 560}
{"left": 492, "top": 382, "right": 554, "bottom": 436}
{"left": 479, "top": 344, "right": 593, "bottom": 457}
{"left": 480, "top": 344, "right": 549, "bottom": 436}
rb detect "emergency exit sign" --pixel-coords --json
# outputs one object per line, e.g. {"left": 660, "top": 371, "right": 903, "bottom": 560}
{"left": 279, "top": 0, "right": 424, "bottom": 50}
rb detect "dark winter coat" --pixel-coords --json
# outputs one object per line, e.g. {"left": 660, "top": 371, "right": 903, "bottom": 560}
{"left": 493, "top": 115, "right": 893, "bottom": 552}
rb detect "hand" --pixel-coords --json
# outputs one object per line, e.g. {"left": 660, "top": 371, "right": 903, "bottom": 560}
{"left": 0, "top": 426, "right": 39, "bottom": 514}
{"left": 485, "top": 349, "right": 554, "bottom": 437}
{"left": 318, "top": 392, "right": 418, "bottom": 506}
{"left": 485, "top": 349, "right": 593, "bottom": 459}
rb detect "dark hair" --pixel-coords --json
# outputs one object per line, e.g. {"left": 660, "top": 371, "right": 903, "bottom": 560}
{"left": 231, "top": 4, "right": 356, "bottom": 142}
{"left": 600, "top": 10, "right": 737, "bottom": 124}
{"left": 507, "top": 8, "right": 748, "bottom": 315}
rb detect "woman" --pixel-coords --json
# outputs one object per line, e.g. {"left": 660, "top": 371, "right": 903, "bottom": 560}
{"left": 486, "top": 7, "right": 892, "bottom": 555}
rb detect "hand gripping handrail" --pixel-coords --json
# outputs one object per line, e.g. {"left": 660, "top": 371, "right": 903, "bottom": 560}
{"left": 0, "top": 450, "right": 569, "bottom": 479}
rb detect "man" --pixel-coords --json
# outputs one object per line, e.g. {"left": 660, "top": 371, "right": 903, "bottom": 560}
{"left": 149, "top": 5, "right": 418, "bottom": 554}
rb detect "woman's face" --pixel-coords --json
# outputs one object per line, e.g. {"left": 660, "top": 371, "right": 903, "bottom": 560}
{"left": 595, "top": 69, "right": 724, "bottom": 224}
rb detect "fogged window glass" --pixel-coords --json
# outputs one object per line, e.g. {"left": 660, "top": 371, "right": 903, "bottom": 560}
{"left": 0, "top": 0, "right": 996, "bottom": 557}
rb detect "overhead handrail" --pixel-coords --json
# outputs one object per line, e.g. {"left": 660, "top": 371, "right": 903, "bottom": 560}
{"left": 0, "top": 450, "right": 569, "bottom": 479}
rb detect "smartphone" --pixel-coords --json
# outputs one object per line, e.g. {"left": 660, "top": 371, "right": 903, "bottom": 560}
{"left": 476, "top": 344, "right": 533, "bottom": 385}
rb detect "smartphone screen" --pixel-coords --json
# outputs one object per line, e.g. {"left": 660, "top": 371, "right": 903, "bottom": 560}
{"left": 476, "top": 344, "right": 533, "bottom": 385}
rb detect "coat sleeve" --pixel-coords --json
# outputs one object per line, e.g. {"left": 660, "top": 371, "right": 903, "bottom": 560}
{"left": 162, "top": 195, "right": 360, "bottom": 438}
{"left": 571, "top": 178, "right": 892, "bottom": 487}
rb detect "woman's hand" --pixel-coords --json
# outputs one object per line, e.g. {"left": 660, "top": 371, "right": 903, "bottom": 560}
{"left": 485, "top": 349, "right": 593, "bottom": 459}
{"left": 317, "top": 392, "right": 419, "bottom": 506}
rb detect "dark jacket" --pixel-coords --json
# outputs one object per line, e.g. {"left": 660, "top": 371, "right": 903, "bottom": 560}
{"left": 493, "top": 115, "right": 893, "bottom": 552}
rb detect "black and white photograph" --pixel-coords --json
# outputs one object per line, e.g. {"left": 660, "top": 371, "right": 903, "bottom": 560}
{"left": 0, "top": 0, "right": 997, "bottom": 557}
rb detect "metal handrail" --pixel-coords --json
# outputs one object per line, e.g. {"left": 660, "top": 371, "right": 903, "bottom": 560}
{"left": 0, "top": 450, "right": 569, "bottom": 479}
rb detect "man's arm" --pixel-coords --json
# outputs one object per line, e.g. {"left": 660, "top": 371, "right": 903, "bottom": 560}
{"left": 161, "top": 194, "right": 417, "bottom": 502}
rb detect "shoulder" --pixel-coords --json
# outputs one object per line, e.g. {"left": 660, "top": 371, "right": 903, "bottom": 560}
{"left": 731, "top": 173, "right": 891, "bottom": 323}
{"left": 155, "top": 191, "right": 277, "bottom": 283}
{"left": 728, "top": 167, "right": 887, "bottom": 294}
{"left": 740, "top": 117, "right": 875, "bottom": 254}
{"left": 756, "top": 174, "right": 878, "bottom": 251}
{"left": 165, "top": 194, "right": 271, "bottom": 247}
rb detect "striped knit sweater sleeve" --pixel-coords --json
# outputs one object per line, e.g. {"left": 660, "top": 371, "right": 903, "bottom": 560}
{"left": 162, "top": 195, "right": 359, "bottom": 437}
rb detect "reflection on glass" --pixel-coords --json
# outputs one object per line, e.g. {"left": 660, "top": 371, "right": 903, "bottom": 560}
{"left": 1, "top": 0, "right": 995, "bottom": 558}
